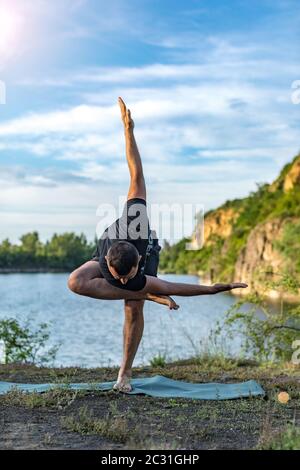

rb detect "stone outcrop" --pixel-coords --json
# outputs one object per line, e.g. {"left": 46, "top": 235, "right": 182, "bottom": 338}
{"left": 189, "top": 154, "right": 300, "bottom": 299}
{"left": 283, "top": 157, "right": 300, "bottom": 192}
{"left": 269, "top": 154, "right": 300, "bottom": 193}
{"left": 233, "top": 218, "right": 286, "bottom": 298}
{"left": 203, "top": 207, "right": 240, "bottom": 244}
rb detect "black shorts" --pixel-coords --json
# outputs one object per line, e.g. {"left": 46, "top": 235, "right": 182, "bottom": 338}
{"left": 91, "top": 197, "right": 161, "bottom": 278}
{"left": 143, "top": 235, "right": 161, "bottom": 277}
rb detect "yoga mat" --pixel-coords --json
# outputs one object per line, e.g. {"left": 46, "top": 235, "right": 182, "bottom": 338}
{"left": 0, "top": 375, "right": 264, "bottom": 400}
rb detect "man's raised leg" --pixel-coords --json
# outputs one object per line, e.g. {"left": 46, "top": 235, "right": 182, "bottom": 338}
{"left": 118, "top": 97, "right": 146, "bottom": 201}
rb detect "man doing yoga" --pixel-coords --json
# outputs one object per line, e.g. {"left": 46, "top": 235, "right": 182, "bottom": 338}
{"left": 68, "top": 97, "right": 247, "bottom": 392}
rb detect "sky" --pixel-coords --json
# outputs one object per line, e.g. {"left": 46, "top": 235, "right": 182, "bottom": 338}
{"left": 0, "top": 0, "right": 299, "bottom": 243}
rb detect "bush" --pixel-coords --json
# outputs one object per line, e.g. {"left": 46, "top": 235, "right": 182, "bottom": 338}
{"left": 150, "top": 353, "right": 167, "bottom": 368}
{"left": 260, "top": 425, "right": 300, "bottom": 450}
{"left": 0, "top": 318, "right": 59, "bottom": 365}
{"left": 275, "top": 221, "right": 300, "bottom": 275}
{"left": 214, "top": 274, "right": 300, "bottom": 362}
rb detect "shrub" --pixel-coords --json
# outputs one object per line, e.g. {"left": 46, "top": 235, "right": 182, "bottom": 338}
{"left": 214, "top": 274, "right": 300, "bottom": 362}
{"left": 150, "top": 353, "right": 167, "bottom": 368}
{"left": 0, "top": 318, "right": 59, "bottom": 365}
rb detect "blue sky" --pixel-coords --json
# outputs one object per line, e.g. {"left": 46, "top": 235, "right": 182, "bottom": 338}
{"left": 0, "top": 0, "right": 299, "bottom": 242}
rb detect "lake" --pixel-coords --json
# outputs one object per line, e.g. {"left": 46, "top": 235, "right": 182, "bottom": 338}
{"left": 0, "top": 273, "right": 246, "bottom": 368}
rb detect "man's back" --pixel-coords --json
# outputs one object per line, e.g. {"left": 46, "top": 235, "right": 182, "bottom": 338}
{"left": 95, "top": 198, "right": 151, "bottom": 290}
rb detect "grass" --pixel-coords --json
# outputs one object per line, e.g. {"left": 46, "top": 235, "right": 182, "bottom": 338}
{"left": 150, "top": 354, "right": 167, "bottom": 368}
{"left": 0, "top": 386, "right": 83, "bottom": 409}
{"left": 259, "top": 424, "right": 300, "bottom": 450}
{"left": 61, "top": 405, "right": 129, "bottom": 443}
{"left": 0, "top": 356, "right": 299, "bottom": 450}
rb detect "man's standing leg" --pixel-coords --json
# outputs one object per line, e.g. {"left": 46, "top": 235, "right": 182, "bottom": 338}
{"left": 114, "top": 299, "right": 145, "bottom": 391}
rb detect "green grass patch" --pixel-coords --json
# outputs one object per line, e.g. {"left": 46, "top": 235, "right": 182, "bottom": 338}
{"left": 259, "top": 425, "right": 300, "bottom": 450}
{"left": 0, "top": 386, "right": 82, "bottom": 409}
{"left": 61, "top": 405, "right": 129, "bottom": 443}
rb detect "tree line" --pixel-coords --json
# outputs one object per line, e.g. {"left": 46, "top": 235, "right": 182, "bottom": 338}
{"left": 0, "top": 232, "right": 95, "bottom": 271}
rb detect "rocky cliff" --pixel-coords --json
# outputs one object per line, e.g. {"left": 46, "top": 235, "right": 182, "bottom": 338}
{"left": 160, "top": 153, "right": 300, "bottom": 300}
{"left": 203, "top": 207, "right": 241, "bottom": 244}
{"left": 233, "top": 218, "right": 288, "bottom": 299}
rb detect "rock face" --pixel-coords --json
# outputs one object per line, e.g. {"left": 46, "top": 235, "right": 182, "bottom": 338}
{"left": 234, "top": 219, "right": 286, "bottom": 298}
{"left": 188, "top": 206, "right": 239, "bottom": 250}
{"left": 190, "top": 154, "right": 300, "bottom": 299}
{"left": 203, "top": 207, "right": 240, "bottom": 244}
{"left": 269, "top": 154, "right": 300, "bottom": 193}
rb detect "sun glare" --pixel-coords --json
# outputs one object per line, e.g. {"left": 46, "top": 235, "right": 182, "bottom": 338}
{"left": 0, "top": 7, "right": 18, "bottom": 53}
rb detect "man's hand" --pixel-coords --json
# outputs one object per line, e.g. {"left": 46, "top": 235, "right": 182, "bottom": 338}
{"left": 213, "top": 282, "right": 248, "bottom": 293}
{"left": 118, "top": 97, "right": 134, "bottom": 131}
{"left": 230, "top": 282, "right": 248, "bottom": 289}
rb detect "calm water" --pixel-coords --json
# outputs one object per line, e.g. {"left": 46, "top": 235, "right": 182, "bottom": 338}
{"left": 0, "top": 273, "right": 244, "bottom": 368}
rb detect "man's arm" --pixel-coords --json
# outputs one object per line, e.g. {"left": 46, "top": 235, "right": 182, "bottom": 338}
{"left": 142, "top": 276, "right": 247, "bottom": 296}
{"left": 69, "top": 272, "right": 247, "bottom": 302}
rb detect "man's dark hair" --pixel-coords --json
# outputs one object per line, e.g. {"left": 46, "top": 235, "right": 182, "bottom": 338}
{"left": 107, "top": 241, "right": 140, "bottom": 275}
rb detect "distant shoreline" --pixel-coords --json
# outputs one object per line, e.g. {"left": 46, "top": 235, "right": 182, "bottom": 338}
{"left": 0, "top": 268, "right": 69, "bottom": 274}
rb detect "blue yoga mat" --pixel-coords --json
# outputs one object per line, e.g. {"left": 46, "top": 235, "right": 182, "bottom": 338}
{"left": 0, "top": 375, "right": 264, "bottom": 400}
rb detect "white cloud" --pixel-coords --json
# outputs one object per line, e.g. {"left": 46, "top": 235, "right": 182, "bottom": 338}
{"left": 1, "top": 2, "right": 299, "bottom": 240}
{"left": 0, "top": 81, "right": 290, "bottom": 141}
{"left": 16, "top": 60, "right": 300, "bottom": 88}
{"left": 198, "top": 147, "right": 298, "bottom": 160}
{"left": 0, "top": 164, "right": 265, "bottom": 244}
{"left": 0, "top": 104, "right": 120, "bottom": 136}
{"left": 0, "top": 75, "right": 298, "bottom": 213}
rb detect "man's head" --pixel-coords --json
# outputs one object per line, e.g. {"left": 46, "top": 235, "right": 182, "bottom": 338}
{"left": 105, "top": 241, "right": 142, "bottom": 284}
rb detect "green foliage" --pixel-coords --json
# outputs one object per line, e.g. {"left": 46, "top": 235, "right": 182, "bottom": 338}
{"left": 0, "top": 318, "right": 59, "bottom": 365}
{"left": 260, "top": 425, "right": 300, "bottom": 450}
{"left": 150, "top": 353, "right": 167, "bottom": 368}
{"left": 159, "top": 237, "right": 219, "bottom": 275}
{"left": 61, "top": 405, "right": 129, "bottom": 442}
{"left": 159, "top": 238, "right": 191, "bottom": 273}
{"left": 0, "top": 232, "right": 94, "bottom": 271}
{"left": 45, "top": 233, "right": 93, "bottom": 270}
{"left": 274, "top": 153, "right": 300, "bottom": 186}
{"left": 214, "top": 275, "right": 300, "bottom": 362}
{"left": 275, "top": 221, "right": 300, "bottom": 274}
{"left": 1, "top": 387, "right": 79, "bottom": 409}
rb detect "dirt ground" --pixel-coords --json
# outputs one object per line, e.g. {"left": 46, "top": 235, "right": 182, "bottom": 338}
{"left": 0, "top": 358, "right": 299, "bottom": 450}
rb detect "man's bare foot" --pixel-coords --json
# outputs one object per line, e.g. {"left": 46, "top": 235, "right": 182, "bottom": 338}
{"left": 166, "top": 296, "right": 180, "bottom": 310}
{"left": 118, "top": 97, "right": 134, "bottom": 131}
{"left": 113, "top": 371, "right": 132, "bottom": 393}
